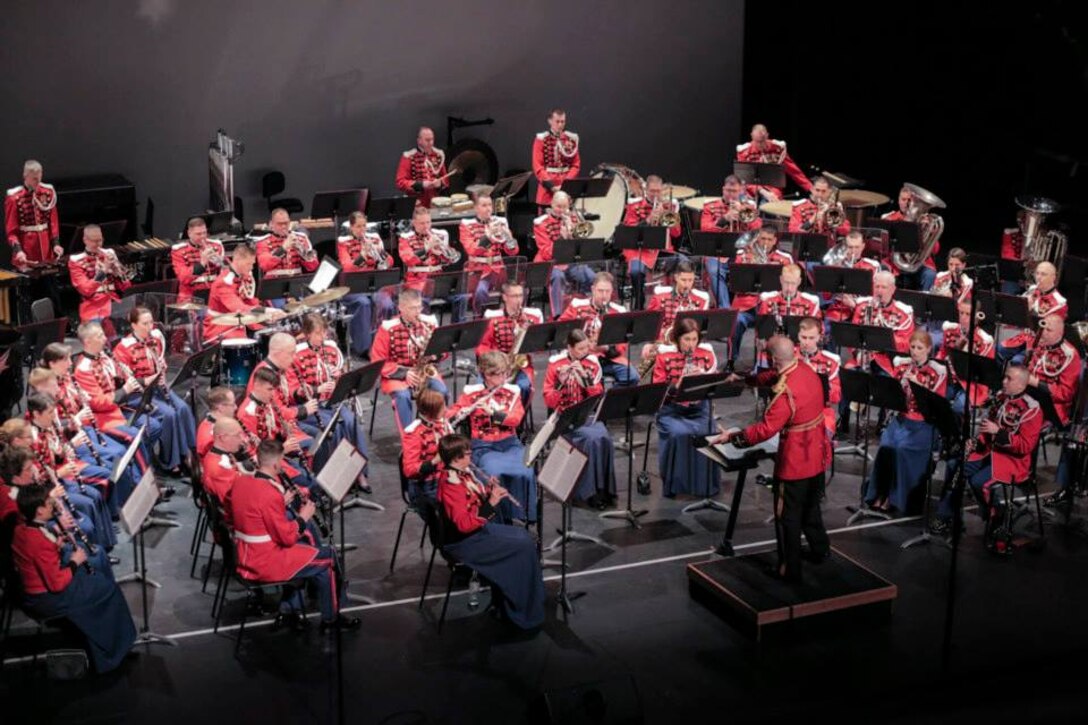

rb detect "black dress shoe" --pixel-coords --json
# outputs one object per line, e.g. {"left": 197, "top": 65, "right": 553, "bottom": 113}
{"left": 1044, "top": 488, "right": 1072, "bottom": 508}
{"left": 159, "top": 485, "right": 177, "bottom": 501}
{"left": 272, "top": 612, "right": 309, "bottom": 632}
{"left": 357, "top": 482, "right": 373, "bottom": 495}
{"left": 320, "top": 615, "right": 361, "bottom": 632}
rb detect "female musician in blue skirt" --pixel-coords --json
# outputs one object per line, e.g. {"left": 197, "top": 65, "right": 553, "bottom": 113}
{"left": 651, "top": 318, "right": 720, "bottom": 497}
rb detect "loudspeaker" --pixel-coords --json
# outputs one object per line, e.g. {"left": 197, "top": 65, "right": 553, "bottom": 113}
{"left": 528, "top": 674, "right": 643, "bottom": 724}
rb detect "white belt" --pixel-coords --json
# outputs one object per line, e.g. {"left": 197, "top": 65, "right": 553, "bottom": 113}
{"left": 408, "top": 265, "right": 442, "bottom": 273}
{"left": 545, "top": 167, "right": 570, "bottom": 173}
{"left": 234, "top": 531, "right": 272, "bottom": 544}
{"left": 469, "top": 255, "right": 502, "bottom": 264}
{"left": 20, "top": 224, "right": 48, "bottom": 232}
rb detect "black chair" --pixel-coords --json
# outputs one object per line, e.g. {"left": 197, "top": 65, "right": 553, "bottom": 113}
{"left": 416, "top": 499, "right": 474, "bottom": 633}
{"left": 261, "top": 171, "right": 304, "bottom": 215}
{"left": 986, "top": 440, "right": 1046, "bottom": 553}
{"left": 390, "top": 454, "right": 429, "bottom": 573}
{"left": 30, "top": 298, "right": 55, "bottom": 323}
{"left": 188, "top": 455, "right": 210, "bottom": 576}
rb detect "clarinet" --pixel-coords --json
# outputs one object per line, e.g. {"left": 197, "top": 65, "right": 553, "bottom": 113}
{"left": 53, "top": 491, "right": 98, "bottom": 556}
{"left": 279, "top": 471, "right": 331, "bottom": 538}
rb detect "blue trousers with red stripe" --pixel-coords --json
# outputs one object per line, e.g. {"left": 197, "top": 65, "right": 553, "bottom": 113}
{"left": 282, "top": 544, "right": 340, "bottom": 622}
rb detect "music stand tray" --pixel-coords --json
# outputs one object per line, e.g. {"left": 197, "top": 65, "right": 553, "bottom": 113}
{"left": 612, "top": 225, "right": 668, "bottom": 254}
{"left": 553, "top": 238, "right": 607, "bottom": 264}
{"left": 427, "top": 272, "right": 467, "bottom": 301}
{"left": 424, "top": 320, "right": 488, "bottom": 399}
{"left": 515, "top": 320, "right": 585, "bottom": 356}
{"left": 311, "top": 190, "right": 365, "bottom": 220}
{"left": 974, "top": 291, "right": 1030, "bottom": 330}
{"left": 828, "top": 322, "right": 897, "bottom": 360}
{"left": 729, "top": 263, "right": 782, "bottom": 296}
{"left": 789, "top": 232, "right": 833, "bottom": 264}
{"left": 674, "top": 309, "right": 738, "bottom": 342}
{"left": 340, "top": 269, "right": 401, "bottom": 295}
{"left": 327, "top": 360, "right": 383, "bottom": 407}
{"left": 812, "top": 266, "right": 873, "bottom": 297}
{"left": 671, "top": 372, "right": 743, "bottom": 514}
{"left": 366, "top": 196, "right": 418, "bottom": 224}
{"left": 754, "top": 315, "right": 805, "bottom": 343}
{"left": 257, "top": 273, "right": 314, "bottom": 301}
{"left": 690, "top": 231, "right": 746, "bottom": 260}
{"left": 561, "top": 178, "right": 615, "bottom": 203}
{"left": 896, "top": 290, "right": 957, "bottom": 325}
{"left": 596, "top": 311, "right": 663, "bottom": 349}
{"left": 865, "top": 219, "right": 921, "bottom": 257}
{"left": 169, "top": 344, "right": 221, "bottom": 389}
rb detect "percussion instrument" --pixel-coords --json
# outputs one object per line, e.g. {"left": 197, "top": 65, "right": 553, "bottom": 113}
{"left": 759, "top": 200, "right": 794, "bottom": 218}
{"left": 209, "top": 310, "right": 271, "bottom": 327}
{"left": 668, "top": 184, "right": 698, "bottom": 201}
{"left": 682, "top": 195, "right": 716, "bottom": 212}
{"left": 299, "top": 286, "right": 349, "bottom": 308}
{"left": 838, "top": 189, "right": 891, "bottom": 230}
{"left": 298, "top": 218, "right": 335, "bottom": 229}
{"left": 581, "top": 163, "right": 645, "bottom": 241}
{"left": 450, "top": 193, "right": 470, "bottom": 204}
{"left": 221, "top": 338, "right": 259, "bottom": 387}
{"left": 431, "top": 196, "right": 452, "bottom": 209}
{"left": 166, "top": 302, "right": 207, "bottom": 312}
{"left": 465, "top": 184, "right": 494, "bottom": 201}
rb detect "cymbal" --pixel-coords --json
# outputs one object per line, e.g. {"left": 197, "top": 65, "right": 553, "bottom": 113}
{"left": 668, "top": 184, "right": 698, "bottom": 201}
{"left": 300, "top": 286, "right": 349, "bottom": 307}
{"left": 283, "top": 300, "right": 309, "bottom": 314}
{"left": 209, "top": 311, "right": 269, "bottom": 327}
{"left": 760, "top": 200, "right": 794, "bottom": 218}
{"left": 839, "top": 190, "right": 891, "bottom": 208}
{"left": 167, "top": 302, "right": 206, "bottom": 312}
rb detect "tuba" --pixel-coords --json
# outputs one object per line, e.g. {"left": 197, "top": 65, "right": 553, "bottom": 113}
{"left": 892, "top": 182, "right": 946, "bottom": 273}
{"left": 1016, "top": 196, "right": 1067, "bottom": 276}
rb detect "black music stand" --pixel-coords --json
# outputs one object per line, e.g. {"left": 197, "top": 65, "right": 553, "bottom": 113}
{"left": 975, "top": 290, "right": 1030, "bottom": 348}
{"left": 812, "top": 265, "right": 874, "bottom": 298}
{"left": 671, "top": 372, "right": 742, "bottom": 514}
{"left": 541, "top": 394, "right": 608, "bottom": 553}
{"left": 536, "top": 427, "right": 593, "bottom": 614}
{"left": 596, "top": 383, "right": 670, "bottom": 528}
{"left": 561, "top": 178, "right": 614, "bottom": 209}
{"left": 490, "top": 172, "right": 533, "bottom": 204}
{"left": 896, "top": 289, "right": 957, "bottom": 326}
{"left": 903, "top": 382, "right": 960, "bottom": 550}
{"left": 1059, "top": 255, "right": 1087, "bottom": 321}
{"left": 838, "top": 368, "right": 907, "bottom": 525}
{"left": 426, "top": 272, "right": 467, "bottom": 322}
{"left": 522, "top": 262, "right": 553, "bottom": 308}
{"left": 423, "top": 320, "right": 488, "bottom": 400}
{"left": 515, "top": 319, "right": 585, "bottom": 357}
{"left": 119, "top": 467, "right": 178, "bottom": 649}
{"left": 867, "top": 219, "right": 921, "bottom": 265}
{"left": 366, "top": 196, "right": 418, "bottom": 251}
{"left": 729, "top": 263, "right": 782, "bottom": 297}
{"left": 553, "top": 238, "right": 607, "bottom": 264}
{"left": 612, "top": 225, "right": 669, "bottom": 307}
{"left": 829, "top": 321, "right": 897, "bottom": 463}
{"left": 257, "top": 273, "right": 314, "bottom": 302}
{"left": 788, "top": 232, "right": 833, "bottom": 266}
{"left": 169, "top": 344, "right": 221, "bottom": 420}
{"left": 733, "top": 162, "right": 786, "bottom": 189}
{"left": 16, "top": 318, "right": 67, "bottom": 368}
{"left": 948, "top": 350, "right": 1004, "bottom": 393}
{"left": 312, "top": 190, "right": 364, "bottom": 220}
{"left": 673, "top": 309, "right": 738, "bottom": 343}
{"left": 690, "top": 232, "right": 746, "bottom": 306}
{"left": 327, "top": 361, "right": 384, "bottom": 520}
{"left": 122, "top": 279, "right": 179, "bottom": 299}
{"left": 596, "top": 310, "right": 663, "bottom": 386}
{"left": 340, "top": 269, "right": 401, "bottom": 295}
{"left": 1026, "top": 383, "right": 1065, "bottom": 430}
{"left": 754, "top": 314, "right": 805, "bottom": 343}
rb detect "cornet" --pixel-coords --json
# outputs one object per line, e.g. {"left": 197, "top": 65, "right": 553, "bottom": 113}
{"left": 423, "top": 231, "right": 461, "bottom": 264}
{"left": 484, "top": 217, "right": 518, "bottom": 251}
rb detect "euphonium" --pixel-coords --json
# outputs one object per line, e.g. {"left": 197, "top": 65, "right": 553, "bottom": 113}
{"left": 1016, "top": 195, "right": 1067, "bottom": 277}
{"left": 892, "top": 183, "right": 946, "bottom": 273}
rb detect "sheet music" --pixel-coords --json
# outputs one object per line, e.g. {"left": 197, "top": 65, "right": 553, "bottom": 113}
{"left": 703, "top": 432, "right": 779, "bottom": 461}
{"left": 309, "top": 257, "right": 339, "bottom": 294}
{"left": 316, "top": 440, "right": 367, "bottom": 503}
{"left": 525, "top": 411, "right": 558, "bottom": 466}
{"left": 120, "top": 468, "right": 159, "bottom": 536}
{"left": 538, "top": 440, "right": 588, "bottom": 504}
{"left": 110, "top": 425, "right": 145, "bottom": 484}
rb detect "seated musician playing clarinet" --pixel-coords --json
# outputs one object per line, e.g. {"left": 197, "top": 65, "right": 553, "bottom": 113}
{"left": 652, "top": 318, "right": 719, "bottom": 498}
{"left": 542, "top": 329, "right": 616, "bottom": 509}
{"left": 558, "top": 272, "right": 636, "bottom": 387}
{"left": 197, "top": 386, "right": 237, "bottom": 457}
{"left": 847, "top": 271, "right": 915, "bottom": 376}
{"left": 937, "top": 298, "right": 995, "bottom": 415}
{"left": 998, "top": 261, "right": 1067, "bottom": 362}
{"left": 863, "top": 330, "right": 947, "bottom": 515}
{"left": 447, "top": 351, "right": 536, "bottom": 522}
{"left": 476, "top": 280, "right": 543, "bottom": 406}
{"left": 402, "top": 389, "right": 454, "bottom": 507}
{"left": 201, "top": 417, "right": 254, "bottom": 524}
{"left": 113, "top": 306, "right": 197, "bottom": 473}
{"left": 532, "top": 190, "right": 596, "bottom": 315}
{"left": 459, "top": 195, "right": 519, "bottom": 315}
{"left": 204, "top": 244, "right": 287, "bottom": 343}
{"left": 68, "top": 224, "right": 131, "bottom": 325}
{"left": 698, "top": 174, "right": 762, "bottom": 308}
{"left": 337, "top": 210, "right": 396, "bottom": 358}
{"left": 238, "top": 368, "right": 317, "bottom": 490}
{"left": 436, "top": 434, "right": 545, "bottom": 631}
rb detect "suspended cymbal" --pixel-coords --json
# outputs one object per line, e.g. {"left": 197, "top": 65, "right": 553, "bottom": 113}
{"left": 300, "top": 286, "right": 349, "bottom": 308}
{"left": 209, "top": 311, "right": 270, "bottom": 327}
{"left": 838, "top": 190, "right": 890, "bottom": 208}
{"left": 283, "top": 300, "right": 309, "bottom": 315}
{"left": 167, "top": 302, "right": 207, "bottom": 312}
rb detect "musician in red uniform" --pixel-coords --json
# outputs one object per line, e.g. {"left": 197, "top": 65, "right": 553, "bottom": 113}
{"left": 231, "top": 440, "right": 359, "bottom": 632}
{"left": 542, "top": 329, "right": 616, "bottom": 508}
{"left": 645, "top": 259, "right": 712, "bottom": 343}
{"left": 371, "top": 288, "right": 449, "bottom": 429}
{"left": 447, "top": 352, "right": 535, "bottom": 520}
{"left": 938, "top": 299, "right": 996, "bottom": 412}
{"left": 880, "top": 186, "right": 939, "bottom": 291}
{"left": 67, "top": 224, "right": 131, "bottom": 323}
{"left": 532, "top": 108, "right": 581, "bottom": 207}
{"left": 397, "top": 206, "right": 466, "bottom": 321}
{"left": 735, "top": 124, "right": 812, "bottom": 201}
{"left": 401, "top": 389, "right": 454, "bottom": 506}
{"left": 788, "top": 176, "right": 851, "bottom": 242}
{"left": 1024, "top": 315, "right": 1081, "bottom": 427}
{"left": 337, "top": 210, "right": 395, "bottom": 357}
{"left": 395, "top": 126, "right": 448, "bottom": 208}
{"left": 256, "top": 208, "right": 319, "bottom": 279}
{"left": 558, "top": 272, "right": 636, "bottom": 386}
{"left": 999, "top": 261, "right": 1067, "bottom": 358}
{"left": 204, "top": 245, "right": 286, "bottom": 343}
{"left": 797, "top": 316, "right": 841, "bottom": 438}
{"left": 699, "top": 174, "right": 762, "bottom": 308}
{"left": 930, "top": 247, "right": 972, "bottom": 303}
{"left": 197, "top": 387, "right": 237, "bottom": 458}
{"left": 237, "top": 368, "right": 317, "bottom": 489}
{"left": 726, "top": 227, "right": 794, "bottom": 372}
{"left": 5, "top": 160, "right": 62, "bottom": 266}
{"left": 936, "top": 364, "right": 1042, "bottom": 545}
{"left": 201, "top": 417, "right": 253, "bottom": 520}
{"left": 171, "top": 217, "right": 226, "bottom": 301}
{"left": 716, "top": 336, "right": 831, "bottom": 581}
{"left": 863, "top": 330, "right": 948, "bottom": 514}
{"left": 757, "top": 264, "right": 821, "bottom": 320}
{"left": 824, "top": 231, "right": 881, "bottom": 326}
{"left": 620, "top": 175, "right": 683, "bottom": 307}
{"left": 459, "top": 195, "right": 519, "bottom": 314}
{"left": 7, "top": 482, "right": 136, "bottom": 672}
{"left": 532, "top": 190, "right": 596, "bottom": 314}
{"left": 476, "top": 281, "right": 543, "bottom": 404}
{"left": 848, "top": 271, "right": 915, "bottom": 376}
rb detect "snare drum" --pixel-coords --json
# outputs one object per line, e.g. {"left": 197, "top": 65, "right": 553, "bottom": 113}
{"left": 221, "top": 338, "right": 258, "bottom": 387}
{"left": 581, "top": 163, "right": 645, "bottom": 241}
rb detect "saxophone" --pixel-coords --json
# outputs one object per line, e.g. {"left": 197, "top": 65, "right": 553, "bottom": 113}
{"left": 408, "top": 323, "right": 438, "bottom": 398}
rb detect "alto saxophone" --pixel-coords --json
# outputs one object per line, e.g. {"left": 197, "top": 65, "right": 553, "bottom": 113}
{"left": 409, "top": 325, "right": 438, "bottom": 398}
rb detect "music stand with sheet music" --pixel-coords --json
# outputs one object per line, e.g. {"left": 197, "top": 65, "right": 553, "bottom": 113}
{"left": 673, "top": 309, "right": 738, "bottom": 343}
{"left": 729, "top": 263, "right": 782, "bottom": 299}
{"left": 595, "top": 382, "right": 670, "bottom": 528}
{"left": 426, "top": 272, "right": 467, "bottom": 322}
{"left": 690, "top": 231, "right": 746, "bottom": 307}
{"left": 829, "top": 321, "right": 897, "bottom": 462}
{"left": 538, "top": 436, "right": 591, "bottom": 614}
{"left": 612, "top": 224, "right": 669, "bottom": 293}
{"left": 340, "top": 268, "right": 401, "bottom": 295}
{"left": 838, "top": 368, "right": 907, "bottom": 525}
{"left": 812, "top": 265, "right": 874, "bottom": 298}
{"left": 669, "top": 372, "right": 743, "bottom": 514}
{"left": 423, "top": 320, "right": 488, "bottom": 400}
{"left": 552, "top": 238, "right": 607, "bottom": 264}
{"left": 904, "top": 382, "right": 960, "bottom": 550}
{"left": 257, "top": 273, "right": 315, "bottom": 303}
{"left": 754, "top": 314, "right": 805, "bottom": 344}
{"left": 865, "top": 219, "right": 921, "bottom": 261}
{"left": 596, "top": 310, "right": 663, "bottom": 385}
{"left": 515, "top": 319, "right": 585, "bottom": 359}
{"left": 169, "top": 343, "right": 221, "bottom": 417}
{"left": 316, "top": 439, "right": 371, "bottom": 605}
{"left": 366, "top": 196, "right": 418, "bottom": 251}
{"left": 561, "top": 177, "right": 615, "bottom": 210}
{"left": 896, "top": 289, "right": 958, "bottom": 326}
{"left": 948, "top": 349, "right": 1004, "bottom": 394}
{"left": 733, "top": 162, "right": 786, "bottom": 189}
{"left": 975, "top": 290, "right": 1030, "bottom": 348}
{"left": 788, "top": 232, "right": 833, "bottom": 266}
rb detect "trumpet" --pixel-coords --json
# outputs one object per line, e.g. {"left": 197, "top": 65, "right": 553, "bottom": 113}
{"left": 359, "top": 235, "right": 389, "bottom": 269}
{"left": 284, "top": 229, "right": 314, "bottom": 257}
{"left": 200, "top": 243, "right": 225, "bottom": 271}
{"left": 96, "top": 249, "right": 133, "bottom": 283}
{"left": 423, "top": 231, "right": 460, "bottom": 264}
{"left": 484, "top": 217, "right": 518, "bottom": 251}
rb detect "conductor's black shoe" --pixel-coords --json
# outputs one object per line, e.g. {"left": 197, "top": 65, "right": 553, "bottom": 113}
{"left": 802, "top": 549, "right": 831, "bottom": 565}
{"left": 1044, "top": 489, "right": 1072, "bottom": 508}
{"left": 320, "top": 615, "right": 361, "bottom": 633}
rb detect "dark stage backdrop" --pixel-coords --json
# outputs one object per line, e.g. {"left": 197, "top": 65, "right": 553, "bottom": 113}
{"left": 743, "top": 2, "right": 1088, "bottom": 256}
{"left": 0, "top": 0, "right": 745, "bottom": 235}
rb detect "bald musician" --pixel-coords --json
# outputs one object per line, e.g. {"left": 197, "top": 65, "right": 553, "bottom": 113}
{"left": 395, "top": 126, "right": 449, "bottom": 208}
{"left": 735, "top": 124, "right": 812, "bottom": 201}
{"left": 699, "top": 174, "right": 762, "bottom": 308}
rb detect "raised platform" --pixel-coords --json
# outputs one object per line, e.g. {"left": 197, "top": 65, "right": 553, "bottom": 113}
{"left": 687, "top": 548, "right": 897, "bottom": 641}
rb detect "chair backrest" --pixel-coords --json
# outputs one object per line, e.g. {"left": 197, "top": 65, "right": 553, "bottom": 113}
{"left": 398, "top": 453, "right": 412, "bottom": 505}
{"left": 262, "top": 172, "right": 286, "bottom": 200}
{"left": 30, "top": 298, "right": 54, "bottom": 323}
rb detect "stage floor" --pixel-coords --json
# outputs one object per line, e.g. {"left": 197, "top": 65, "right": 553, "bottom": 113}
{"left": 4, "top": 343, "right": 1088, "bottom": 724}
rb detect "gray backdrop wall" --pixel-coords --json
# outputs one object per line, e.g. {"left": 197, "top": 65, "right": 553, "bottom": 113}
{"left": 1, "top": 0, "right": 744, "bottom": 234}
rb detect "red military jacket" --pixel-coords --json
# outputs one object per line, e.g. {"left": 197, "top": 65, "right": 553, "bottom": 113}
{"left": 5, "top": 182, "right": 59, "bottom": 263}
{"left": 202, "top": 446, "right": 253, "bottom": 520}
{"left": 735, "top": 139, "right": 812, "bottom": 199}
{"left": 1004, "top": 284, "right": 1069, "bottom": 348}
{"left": 532, "top": 130, "right": 581, "bottom": 205}
{"left": 849, "top": 297, "right": 915, "bottom": 375}
{"left": 448, "top": 383, "right": 524, "bottom": 442}
{"left": 543, "top": 351, "right": 604, "bottom": 412}
{"left": 372, "top": 314, "right": 439, "bottom": 395}
{"left": 969, "top": 391, "right": 1043, "bottom": 485}
{"left": 238, "top": 393, "right": 293, "bottom": 444}
{"left": 246, "top": 359, "right": 307, "bottom": 423}
{"left": 731, "top": 247, "right": 794, "bottom": 312}
{"left": 395, "top": 147, "right": 448, "bottom": 208}
{"left": 401, "top": 416, "right": 454, "bottom": 481}
{"left": 232, "top": 471, "right": 317, "bottom": 582}
{"left": 788, "top": 198, "right": 852, "bottom": 238}
{"left": 757, "top": 290, "right": 822, "bottom": 319}
{"left": 73, "top": 352, "right": 128, "bottom": 430}
{"left": 532, "top": 212, "right": 564, "bottom": 263}
{"left": 255, "top": 231, "right": 318, "bottom": 276}
{"left": 937, "top": 322, "right": 995, "bottom": 406}
{"left": 1000, "top": 228, "right": 1024, "bottom": 261}
{"left": 68, "top": 249, "right": 130, "bottom": 322}
{"left": 646, "top": 286, "right": 711, "bottom": 338}
{"left": 737, "top": 360, "right": 830, "bottom": 480}
{"left": 112, "top": 329, "right": 168, "bottom": 381}
{"left": 699, "top": 197, "right": 762, "bottom": 242}
{"left": 799, "top": 347, "right": 841, "bottom": 435}
{"left": 292, "top": 339, "right": 344, "bottom": 402}
{"left": 0, "top": 483, "right": 16, "bottom": 524}
{"left": 171, "top": 238, "right": 225, "bottom": 300}
{"left": 477, "top": 306, "right": 544, "bottom": 370}
{"left": 558, "top": 297, "right": 630, "bottom": 363}
{"left": 652, "top": 343, "right": 718, "bottom": 406}
{"left": 459, "top": 216, "right": 518, "bottom": 275}
{"left": 891, "top": 357, "right": 949, "bottom": 422}
{"left": 337, "top": 232, "right": 393, "bottom": 272}
{"left": 53, "top": 373, "right": 90, "bottom": 434}
{"left": 28, "top": 418, "right": 87, "bottom": 476}
{"left": 620, "top": 198, "right": 681, "bottom": 269}
{"left": 398, "top": 229, "right": 458, "bottom": 290}
{"left": 931, "top": 270, "right": 973, "bottom": 303}
{"left": 437, "top": 467, "right": 494, "bottom": 535}
{"left": 1024, "top": 339, "right": 1082, "bottom": 425}
{"left": 197, "top": 415, "right": 215, "bottom": 458}
{"left": 880, "top": 209, "right": 939, "bottom": 272}
{"left": 825, "top": 257, "right": 881, "bottom": 322}
{"left": 11, "top": 522, "right": 73, "bottom": 595}
{"left": 204, "top": 265, "right": 261, "bottom": 342}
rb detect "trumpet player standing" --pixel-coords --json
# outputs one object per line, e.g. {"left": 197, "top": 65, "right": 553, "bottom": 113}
{"left": 621, "top": 175, "right": 683, "bottom": 308}
{"left": 68, "top": 224, "right": 131, "bottom": 324}
{"left": 699, "top": 175, "right": 762, "bottom": 308}
{"left": 459, "top": 195, "right": 519, "bottom": 315}
{"left": 337, "top": 211, "right": 396, "bottom": 357}
{"left": 171, "top": 216, "right": 226, "bottom": 302}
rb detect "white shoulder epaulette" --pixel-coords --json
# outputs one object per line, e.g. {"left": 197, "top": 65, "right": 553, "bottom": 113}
{"left": 404, "top": 419, "right": 422, "bottom": 433}
{"left": 463, "top": 383, "right": 484, "bottom": 395}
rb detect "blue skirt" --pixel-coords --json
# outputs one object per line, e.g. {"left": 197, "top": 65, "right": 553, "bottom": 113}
{"left": 865, "top": 416, "right": 936, "bottom": 513}
{"left": 443, "top": 522, "right": 545, "bottom": 630}
{"left": 656, "top": 402, "right": 719, "bottom": 498}
{"left": 565, "top": 422, "right": 616, "bottom": 501}
{"left": 126, "top": 390, "right": 196, "bottom": 469}
{"left": 472, "top": 436, "right": 537, "bottom": 522}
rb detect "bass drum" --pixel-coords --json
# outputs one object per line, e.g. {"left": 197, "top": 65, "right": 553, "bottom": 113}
{"left": 581, "top": 164, "right": 645, "bottom": 241}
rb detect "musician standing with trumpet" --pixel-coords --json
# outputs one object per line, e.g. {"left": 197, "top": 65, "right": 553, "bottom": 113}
{"left": 532, "top": 108, "right": 581, "bottom": 208}
{"left": 337, "top": 210, "right": 396, "bottom": 358}
{"left": 477, "top": 281, "right": 543, "bottom": 405}
{"left": 395, "top": 126, "right": 449, "bottom": 208}
{"left": 699, "top": 175, "right": 762, "bottom": 308}
{"left": 68, "top": 224, "right": 131, "bottom": 324}
{"left": 459, "top": 195, "right": 519, "bottom": 314}
{"left": 532, "top": 190, "right": 596, "bottom": 316}
{"left": 171, "top": 216, "right": 225, "bottom": 302}
{"left": 257, "top": 208, "right": 319, "bottom": 279}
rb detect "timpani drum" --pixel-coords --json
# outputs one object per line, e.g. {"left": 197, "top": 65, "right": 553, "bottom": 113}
{"left": 682, "top": 196, "right": 716, "bottom": 212}
{"left": 581, "top": 163, "right": 645, "bottom": 241}
{"left": 668, "top": 184, "right": 698, "bottom": 201}
{"left": 839, "top": 189, "right": 891, "bottom": 230}
{"left": 221, "top": 338, "right": 258, "bottom": 388}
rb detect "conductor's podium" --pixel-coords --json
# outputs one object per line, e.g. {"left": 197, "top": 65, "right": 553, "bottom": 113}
{"left": 687, "top": 548, "right": 897, "bottom": 642}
